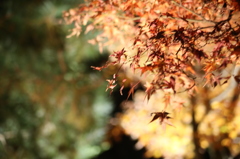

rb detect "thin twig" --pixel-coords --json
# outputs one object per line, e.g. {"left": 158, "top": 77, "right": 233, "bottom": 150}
{"left": 177, "top": 82, "right": 196, "bottom": 94}
{"left": 161, "top": 15, "right": 215, "bottom": 23}
{"left": 171, "top": 0, "right": 217, "bottom": 24}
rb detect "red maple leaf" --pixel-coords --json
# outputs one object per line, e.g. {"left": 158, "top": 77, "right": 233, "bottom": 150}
{"left": 149, "top": 111, "right": 175, "bottom": 129}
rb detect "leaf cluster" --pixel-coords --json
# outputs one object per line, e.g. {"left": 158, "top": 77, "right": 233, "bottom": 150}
{"left": 64, "top": 0, "right": 240, "bottom": 101}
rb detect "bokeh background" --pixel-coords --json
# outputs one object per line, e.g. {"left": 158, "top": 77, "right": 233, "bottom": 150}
{"left": 1, "top": 0, "right": 240, "bottom": 159}
{"left": 0, "top": 0, "right": 110, "bottom": 158}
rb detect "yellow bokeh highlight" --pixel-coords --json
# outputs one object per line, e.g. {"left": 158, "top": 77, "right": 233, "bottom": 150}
{"left": 200, "top": 140, "right": 209, "bottom": 149}
{"left": 221, "top": 138, "right": 231, "bottom": 146}
{"left": 229, "top": 131, "right": 238, "bottom": 139}
{"left": 119, "top": 80, "right": 240, "bottom": 158}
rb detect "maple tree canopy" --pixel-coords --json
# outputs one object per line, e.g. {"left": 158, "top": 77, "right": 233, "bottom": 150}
{"left": 63, "top": 0, "right": 240, "bottom": 158}
{"left": 64, "top": 0, "right": 240, "bottom": 105}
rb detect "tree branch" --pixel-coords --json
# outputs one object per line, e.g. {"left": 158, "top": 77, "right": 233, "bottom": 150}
{"left": 171, "top": 0, "right": 217, "bottom": 24}
{"left": 161, "top": 15, "right": 215, "bottom": 23}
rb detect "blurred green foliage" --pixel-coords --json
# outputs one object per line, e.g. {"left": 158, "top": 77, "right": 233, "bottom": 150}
{"left": 0, "top": 0, "right": 112, "bottom": 158}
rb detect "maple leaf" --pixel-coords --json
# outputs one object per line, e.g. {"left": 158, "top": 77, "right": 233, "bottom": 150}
{"left": 170, "top": 76, "right": 176, "bottom": 93}
{"left": 149, "top": 111, "right": 175, "bottom": 129}
{"left": 106, "top": 79, "right": 117, "bottom": 94}
{"left": 161, "top": 77, "right": 176, "bottom": 93}
{"left": 149, "top": 111, "right": 170, "bottom": 123}
{"left": 137, "top": 65, "right": 153, "bottom": 75}
{"left": 173, "top": 99, "right": 185, "bottom": 112}
{"left": 150, "top": 31, "right": 165, "bottom": 39}
{"left": 192, "top": 48, "right": 207, "bottom": 62}
{"left": 106, "top": 74, "right": 118, "bottom": 94}
{"left": 203, "top": 73, "right": 212, "bottom": 87}
{"left": 144, "top": 82, "right": 156, "bottom": 100}
{"left": 91, "top": 66, "right": 103, "bottom": 71}
{"left": 120, "top": 79, "right": 127, "bottom": 96}
{"left": 91, "top": 62, "right": 110, "bottom": 71}
{"left": 163, "top": 94, "right": 171, "bottom": 110}
{"left": 127, "top": 82, "right": 140, "bottom": 99}
{"left": 110, "top": 48, "right": 126, "bottom": 63}
{"left": 161, "top": 118, "right": 175, "bottom": 130}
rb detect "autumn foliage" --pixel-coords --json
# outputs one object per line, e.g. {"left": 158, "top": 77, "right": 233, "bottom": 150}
{"left": 64, "top": 0, "right": 240, "bottom": 158}
{"left": 64, "top": 0, "right": 239, "bottom": 96}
